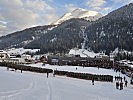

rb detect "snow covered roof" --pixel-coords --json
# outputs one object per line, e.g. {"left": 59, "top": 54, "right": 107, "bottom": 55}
{"left": 7, "top": 48, "right": 40, "bottom": 55}
{"left": 0, "top": 50, "right": 8, "bottom": 54}
{"left": 0, "top": 50, "right": 10, "bottom": 57}
{"left": 69, "top": 49, "right": 99, "bottom": 58}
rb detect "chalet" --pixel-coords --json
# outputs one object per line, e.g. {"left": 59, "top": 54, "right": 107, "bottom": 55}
{"left": 22, "top": 54, "right": 32, "bottom": 60}
{"left": 9, "top": 58, "right": 25, "bottom": 64}
{"left": 0, "top": 50, "right": 10, "bottom": 62}
{"left": 21, "top": 54, "right": 33, "bottom": 64}
{"left": 95, "top": 53, "right": 109, "bottom": 59}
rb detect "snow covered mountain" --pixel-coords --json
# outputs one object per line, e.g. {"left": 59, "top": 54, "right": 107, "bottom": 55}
{"left": 51, "top": 8, "right": 103, "bottom": 25}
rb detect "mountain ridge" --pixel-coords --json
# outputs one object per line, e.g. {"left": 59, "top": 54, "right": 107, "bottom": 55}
{"left": 51, "top": 8, "right": 103, "bottom": 25}
{"left": 0, "top": 3, "right": 133, "bottom": 55}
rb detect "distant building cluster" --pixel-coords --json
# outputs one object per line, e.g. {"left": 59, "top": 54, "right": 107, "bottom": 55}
{"left": 0, "top": 50, "right": 33, "bottom": 64}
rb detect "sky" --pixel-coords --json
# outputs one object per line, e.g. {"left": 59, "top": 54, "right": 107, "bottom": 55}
{"left": 0, "top": 0, "right": 133, "bottom": 36}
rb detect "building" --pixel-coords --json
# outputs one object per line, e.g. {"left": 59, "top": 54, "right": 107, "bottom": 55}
{"left": 0, "top": 50, "right": 10, "bottom": 62}
{"left": 47, "top": 55, "right": 112, "bottom": 67}
{"left": 8, "top": 58, "right": 25, "bottom": 64}
{"left": 22, "top": 54, "right": 32, "bottom": 60}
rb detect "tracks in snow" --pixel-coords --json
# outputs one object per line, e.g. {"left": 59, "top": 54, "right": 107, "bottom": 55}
{"left": 47, "top": 78, "right": 53, "bottom": 100}
{"left": 0, "top": 82, "right": 34, "bottom": 100}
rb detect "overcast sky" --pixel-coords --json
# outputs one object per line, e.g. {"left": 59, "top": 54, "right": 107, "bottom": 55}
{"left": 0, "top": 0, "right": 133, "bottom": 36}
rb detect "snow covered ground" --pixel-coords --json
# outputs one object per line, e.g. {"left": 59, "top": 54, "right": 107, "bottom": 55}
{"left": 27, "top": 63, "right": 129, "bottom": 78}
{"left": 69, "top": 48, "right": 99, "bottom": 58}
{"left": 0, "top": 67, "right": 133, "bottom": 100}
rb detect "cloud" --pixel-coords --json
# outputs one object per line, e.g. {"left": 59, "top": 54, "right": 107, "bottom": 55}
{"left": 106, "top": 0, "right": 133, "bottom": 14}
{"left": 65, "top": 4, "right": 78, "bottom": 12}
{"left": 111, "top": 0, "right": 133, "bottom": 4}
{"left": 0, "top": 0, "right": 58, "bottom": 35}
{"left": 86, "top": 0, "right": 106, "bottom": 10}
{"left": 85, "top": 0, "right": 133, "bottom": 15}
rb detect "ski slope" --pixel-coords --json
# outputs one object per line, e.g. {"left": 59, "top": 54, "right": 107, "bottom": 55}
{"left": 0, "top": 67, "right": 133, "bottom": 100}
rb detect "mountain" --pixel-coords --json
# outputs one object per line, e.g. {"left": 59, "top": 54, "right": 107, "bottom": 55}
{"left": 26, "top": 3, "right": 133, "bottom": 54}
{"left": 51, "top": 8, "right": 103, "bottom": 25}
{"left": 0, "top": 25, "right": 55, "bottom": 49}
{"left": 25, "top": 18, "right": 90, "bottom": 54}
{"left": 85, "top": 3, "right": 133, "bottom": 54}
{"left": 0, "top": 3, "right": 133, "bottom": 55}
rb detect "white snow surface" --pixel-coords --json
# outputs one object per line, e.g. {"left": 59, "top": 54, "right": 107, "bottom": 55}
{"left": 0, "top": 66, "right": 133, "bottom": 100}
{"left": 27, "top": 63, "right": 129, "bottom": 78}
{"left": 69, "top": 48, "right": 99, "bottom": 58}
{"left": 51, "top": 8, "right": 102, "bottom": 25}
{"left": 6, "top": 48, "right": 40, "bottom": 55}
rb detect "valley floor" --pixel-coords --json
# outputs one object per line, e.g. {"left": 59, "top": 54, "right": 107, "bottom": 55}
{"left": 0, "top": 66, "right": 133, "bottom": 100}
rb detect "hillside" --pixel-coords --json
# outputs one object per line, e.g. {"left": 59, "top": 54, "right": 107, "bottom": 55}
{"left": 0, "top": 25, "right": 55, "bottom": 49}
{"left": 25, "top": 18, "right": 90, "bottom": 54}
{"left": 26, "top": 3, "right": 133, "bottom": 54}
{"left": 85, "top": 3, "right": 133, "bottom": 54}
{"left": 0, "top": 3, "right": 133, "bottom": 55}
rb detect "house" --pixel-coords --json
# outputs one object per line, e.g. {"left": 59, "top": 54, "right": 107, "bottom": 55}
{"left": 0, "top": 50, "right": 10, "bottom": 62}
{"left": 22, "top": 54, "right": 32, "bottom": 60}
{"left": 21, "top": 54, "right": 33, "bottom": 64}
{"left": 9, "top": 58, "right": 25, "bottom": 64}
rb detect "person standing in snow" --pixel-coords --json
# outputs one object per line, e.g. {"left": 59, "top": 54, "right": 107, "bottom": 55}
{"left": 92, "top": 77, "right": 94, "bottom": 85}
{"left": 20, "top": 68, "right": 23, "bottom": 73}
{"left": 15, "top": 68, "right": 17, "bottom": 72}
{"left": 76, "top": 67, "right": 77, "bottom": 70}
{"left": 53, "top": 70, "right": 55, "bottom": 77}
{"left": 124, "top": 80, "right": 128, "bottom": 87}
{"left": 124, "top": 76, "right": 126, "bottom": 81}
{"left": 47, "top": 71, "right": 49, "bottom": 78}
{"left": 116, "top": 81, "right": 119, "bottom": 89}
{"left": 120, "top": 81, "right": 123, "bottom": 90}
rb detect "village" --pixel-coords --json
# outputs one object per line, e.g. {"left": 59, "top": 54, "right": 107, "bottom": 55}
{"left": 0, "top": 48, "right": 133, "bottom": 100}
{"left": 0, "top": 48, "right": 133, "bottom": 79}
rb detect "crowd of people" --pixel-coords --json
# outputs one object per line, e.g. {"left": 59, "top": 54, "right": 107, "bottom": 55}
{"left": 115, "top": 76, "right": 128, "bottom": 90}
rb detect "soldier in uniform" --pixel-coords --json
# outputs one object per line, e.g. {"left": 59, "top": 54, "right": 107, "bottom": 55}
{"left": 92, "top": 78, "right": 94, "bottom": 85}
{"left": 47, "top": 71, "right": 49, "bottom": 78}
{"left": 116, "top": 81, "right": 119, "bottom": 89}
{"left": 124, "top": 80, "right": 128, "bottom": 87}
{"left": 120, "top": 81, "right": 123, "bottom": 90}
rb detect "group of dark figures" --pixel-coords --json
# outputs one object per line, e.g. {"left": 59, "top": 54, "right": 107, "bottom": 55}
{"left": 116, "top": 81, "right": 128, "bottom": 90}
{"left": 7, "top": 66, "right": 51, "bottom": 78}
{"left": 115, "top": 76, "right": 128, "bottom": 90}
{"left": 6, "top": 66, "right": 133, "bottom": 89}
{"left": 46, "top": 70, "right": 55, "bottom": 78}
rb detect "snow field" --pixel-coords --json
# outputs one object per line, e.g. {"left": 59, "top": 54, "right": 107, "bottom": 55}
{"left": 0, "top": 66, "right": 133, "bottom": 100}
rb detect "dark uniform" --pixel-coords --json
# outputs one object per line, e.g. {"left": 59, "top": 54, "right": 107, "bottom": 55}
{"left": 120, "top": 81, "right": 123, "bottom": 90}
{"left": 92, "top": 78, "right": 94, "bottom": 85}
{"left": 47, "top": 71, "right": 49, "bottom": 78}
{"left": 125, "top": 80, "right": 128, "bottom": 87}
{"left": 116, "top": 81, "right": 119, "bottom": 89}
